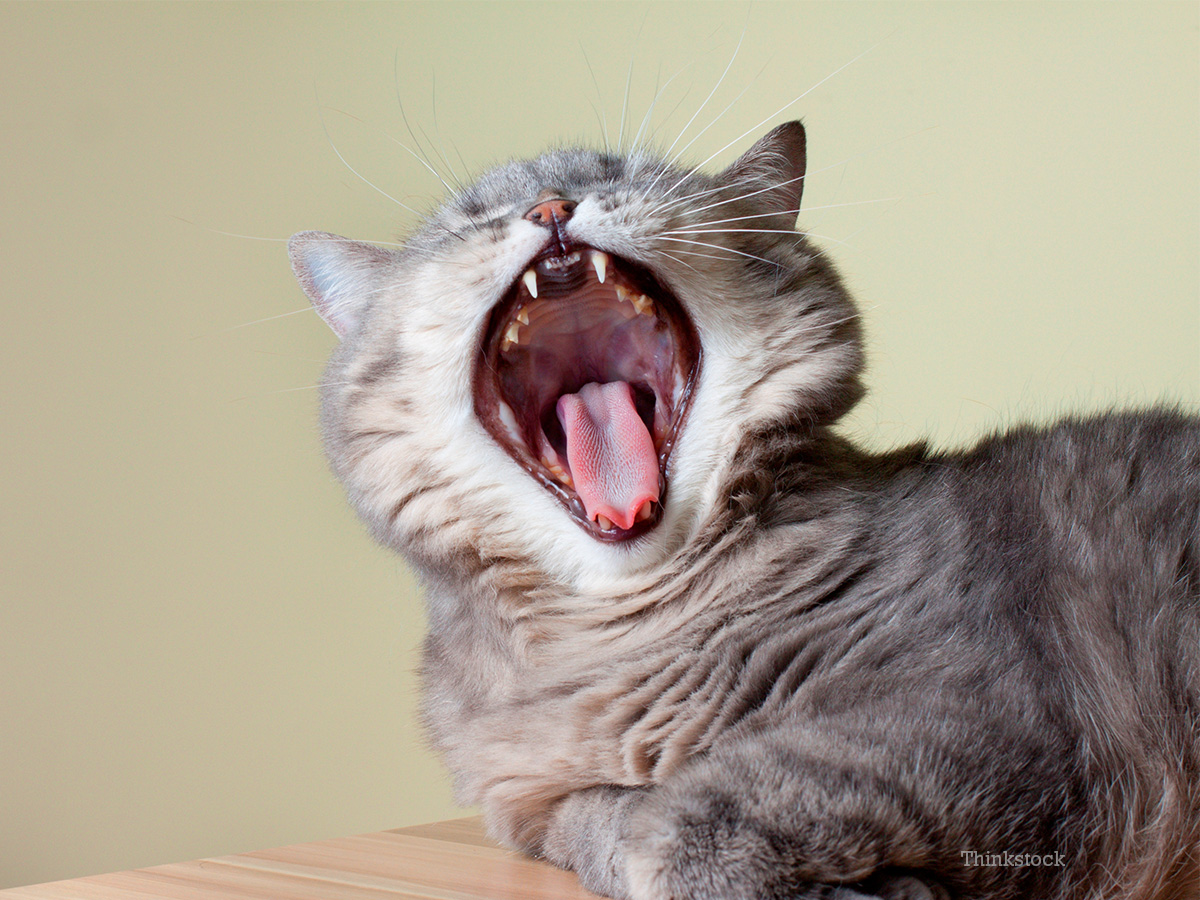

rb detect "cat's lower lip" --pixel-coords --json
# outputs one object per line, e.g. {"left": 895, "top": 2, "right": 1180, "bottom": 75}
{"left": 473, "top": 243, "right": 701, "bottom": 542}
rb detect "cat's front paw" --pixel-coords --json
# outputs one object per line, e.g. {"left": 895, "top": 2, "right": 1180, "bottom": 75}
{"left": 622, "top": 787, "right": 802, "bottom": 900}
{"left": 620, "top": 787, "right": 946, "bottom": 900}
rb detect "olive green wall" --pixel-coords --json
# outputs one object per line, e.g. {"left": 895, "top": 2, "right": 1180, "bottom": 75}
{"left": 1, "top": 1, "right": 1196, "bottom": 888}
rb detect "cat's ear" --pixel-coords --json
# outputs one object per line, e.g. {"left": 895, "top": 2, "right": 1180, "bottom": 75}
{"left": 288, "top": 231, "right": 394, "bottom": 339}
{"left": 717, "top": 120, "right": 807, "bottom": 221}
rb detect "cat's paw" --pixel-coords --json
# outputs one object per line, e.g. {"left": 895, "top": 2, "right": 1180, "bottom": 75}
{"left": 857, "top": 874, "right": 950, "bottom": 900}
{"left": 622, "top": 787, "right": 810, "bottom": 900}
{"left": 619, "top": 787, "right": 948, "bottom": 900}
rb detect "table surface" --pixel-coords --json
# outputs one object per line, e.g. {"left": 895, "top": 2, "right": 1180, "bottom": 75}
{"left": 1, "top": 817, "right": 604, "bottom": 900}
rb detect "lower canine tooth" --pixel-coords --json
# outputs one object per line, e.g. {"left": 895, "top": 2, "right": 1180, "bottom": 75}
{"left": 596, "top": 514, "right": 615, "bottom": 531}
{"left": 497, "top": 401, "right": 521, "bottom": 442}
{"left": 522, "top": 269, "right": 538, "bottom": 298}
{"left": 635, "top": 500, "right": 654, "bottom": 522}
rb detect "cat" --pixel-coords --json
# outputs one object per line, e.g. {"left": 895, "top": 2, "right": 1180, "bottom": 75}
{"left": 288, "top": 120, "right": 1200, "bottom": 900}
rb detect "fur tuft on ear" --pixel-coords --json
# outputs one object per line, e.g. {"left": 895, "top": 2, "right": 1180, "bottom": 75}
{"left": 288, "top": 231, "right": 395, "bottom": 339}
{"left": 717, "top": 120, "right": 807, "bottom": 221}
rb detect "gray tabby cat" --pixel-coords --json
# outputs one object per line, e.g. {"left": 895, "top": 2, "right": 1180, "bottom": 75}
{"left": 288, "top": 121, "right": 1200, "bottom": 900}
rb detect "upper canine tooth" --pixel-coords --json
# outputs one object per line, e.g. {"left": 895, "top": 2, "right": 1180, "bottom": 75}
{"left": 522, "top": 269, "right": 538, "bottom": 298}
{"left": 591, "top": 250, "right": 608, "bottom": 283}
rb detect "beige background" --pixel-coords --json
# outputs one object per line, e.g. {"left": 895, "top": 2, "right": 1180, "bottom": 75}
{"left": 1, "top": 1, "right": 1197, "bottom": 889}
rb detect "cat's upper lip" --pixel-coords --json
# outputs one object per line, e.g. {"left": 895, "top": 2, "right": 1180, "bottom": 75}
{"left": 473, "top": 242, "right": 701, "bottom": 542}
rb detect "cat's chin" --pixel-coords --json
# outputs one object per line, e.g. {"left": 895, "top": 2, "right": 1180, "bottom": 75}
{"left": 473, "top": 240, "right": 701, "bottom": 543}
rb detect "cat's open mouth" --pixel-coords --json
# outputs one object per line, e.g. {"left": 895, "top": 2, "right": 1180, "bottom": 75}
{"left": 474, "top": 243, "right": 700, "bottom": 542}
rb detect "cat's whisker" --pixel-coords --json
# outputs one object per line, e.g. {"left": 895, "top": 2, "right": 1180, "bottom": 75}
{"left": 228, "top": 380, "right": 353, "bottom": 404}
{"left": 672, "top": 126, "right": 935, "bottom": 224}
{"left": 627, "top": 60, "right": 664, "bottom": 157}
{"left": 630, "top": 58, "right": 695, "bottom": 158}
{"left": 655, "top": 250, "right": 702, "bottom": 274}
{"left": 660, "top": 35, "right": 891, "bottom": 201}
{"left": 427, "top": 70, "right": 469, "bottom": 191}
{"left": 247, "top": 347, "right": 330, "bottom": 365}
{"left": 578, "top": 42, "right": 611, "bottom": 154}
{"left": 658, "top": 236, "right": 784, "bottom": 268}
{"left": 667, "top": 226, "right": 854, "bottom": 248}
{"left": 660, "top": 246, "right": 736, "bottom": 264}
{"left": 168, "top": 216, "right": 288, "bottom": 243}
{"left": 316, "top": 98, "right": 430, "bottom": 221}
{"left": 615, "top": 10, "right": 649, "bottom": 151}
{"left": 193, "top": 306, "right": 327, "bottom": 340}
{"left": 329, "top": 106, "right": 458, "bottom": 200}
{"left": 673, "top": 197, "right": 903, "bottom": 231}
{"left": 654, "top": 57, "right": 770, "bottom": 193}
{"left": 651, "top": 181, "right": 731, "bottom": 216}
{"left": 642, "top": 83, "right": 698, "bottom": 153}
{"left": 642, "top": 25, "right": 746, "bottom": 198}
{"left": 393, "top": 52, "right": 463, "bottom": 193}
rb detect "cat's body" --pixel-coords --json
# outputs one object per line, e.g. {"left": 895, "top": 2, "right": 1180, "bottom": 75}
{"left": 290, "top": 122, "right": 1200, "bottom": 899}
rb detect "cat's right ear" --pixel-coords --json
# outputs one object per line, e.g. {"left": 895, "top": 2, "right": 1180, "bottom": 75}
{"left": 288, "top": 231, "right": 394, "bottom": 339}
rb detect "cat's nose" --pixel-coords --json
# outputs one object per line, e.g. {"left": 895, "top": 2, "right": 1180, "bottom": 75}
{"left": 524, "top": 197, "right": 576, "bottom": 227}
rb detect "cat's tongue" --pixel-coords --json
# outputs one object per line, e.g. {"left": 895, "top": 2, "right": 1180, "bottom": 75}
{"left": 556, "top": 382, "right": 659, "bottom": 531}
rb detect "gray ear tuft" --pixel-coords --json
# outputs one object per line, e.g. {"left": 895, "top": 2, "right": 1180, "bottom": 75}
{"left": 718, "top": 120, "right": 807, "bottom": 220}
{"left": 288, "top": 231, "right": 394, "bottom": 339}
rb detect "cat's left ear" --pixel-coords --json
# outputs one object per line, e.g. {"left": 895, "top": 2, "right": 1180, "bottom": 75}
{"left": 717, "top": 120, "right": 807, "bottom": 222}
{"left": 288, "top": 231, "right": 394, "bottom": 339}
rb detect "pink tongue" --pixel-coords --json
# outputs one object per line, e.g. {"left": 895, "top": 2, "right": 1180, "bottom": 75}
{"left": 556, "top": 382, "right": 659, "bottom": 531}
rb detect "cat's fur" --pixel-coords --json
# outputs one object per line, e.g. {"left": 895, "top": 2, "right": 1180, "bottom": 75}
{"left": 289, "top": 121, "right": 1200, "bottom": 899}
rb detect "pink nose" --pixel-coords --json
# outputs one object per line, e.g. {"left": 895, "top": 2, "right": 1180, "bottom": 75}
{"left": 524, "top": 197, "right": 576, "bottom": 226}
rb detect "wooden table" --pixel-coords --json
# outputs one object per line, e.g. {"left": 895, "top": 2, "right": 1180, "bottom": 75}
{"left": 1, "top": 818, "right": 604, "bottom": 900}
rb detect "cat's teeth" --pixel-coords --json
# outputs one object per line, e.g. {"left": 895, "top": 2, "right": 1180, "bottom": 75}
{"left": 635, "top": 499, "right": 654, "bottom": 522}
{"left": 516, "top": 307, "right": 530, "bottom": 325}
{"left": 522, "top": 269, "right": 538, "bottom": 298}
{"left": 497, "top": 400, "right": 521, "bottom": 443}
{"left": 502, "top": 321, "right": 523, "bottom": 350}
{"left": 616, "top": 283, "right": 654, "bottom": 317}
{"left": 591, "top": 250, "right": 608, "bottom": 283}
{"left": 546, "top": 462, "right": 574, "bottom": 488}
{"left": 595, "top": 514, "right": 615, "bottom": 531}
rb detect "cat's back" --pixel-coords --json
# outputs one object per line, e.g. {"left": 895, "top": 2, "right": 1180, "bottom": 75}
{"left": 944, "top": 407, "right": 1199, "bottom": 597}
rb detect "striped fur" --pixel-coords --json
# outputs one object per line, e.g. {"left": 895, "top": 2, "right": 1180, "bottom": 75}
{"left": 291, "top": 122, "right": 1199, "bottom": 900}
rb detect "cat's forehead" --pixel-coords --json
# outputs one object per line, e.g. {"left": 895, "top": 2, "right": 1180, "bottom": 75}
{"left": 450, "top": 147, "right": 652, "bottom": 217}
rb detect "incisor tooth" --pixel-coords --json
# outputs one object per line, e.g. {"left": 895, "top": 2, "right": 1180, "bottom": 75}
{"left": 591, "top": 250, "right": 608, "bottom": 283}
{"left": 522, "top": 269, "right": 538, "bottom": 298}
